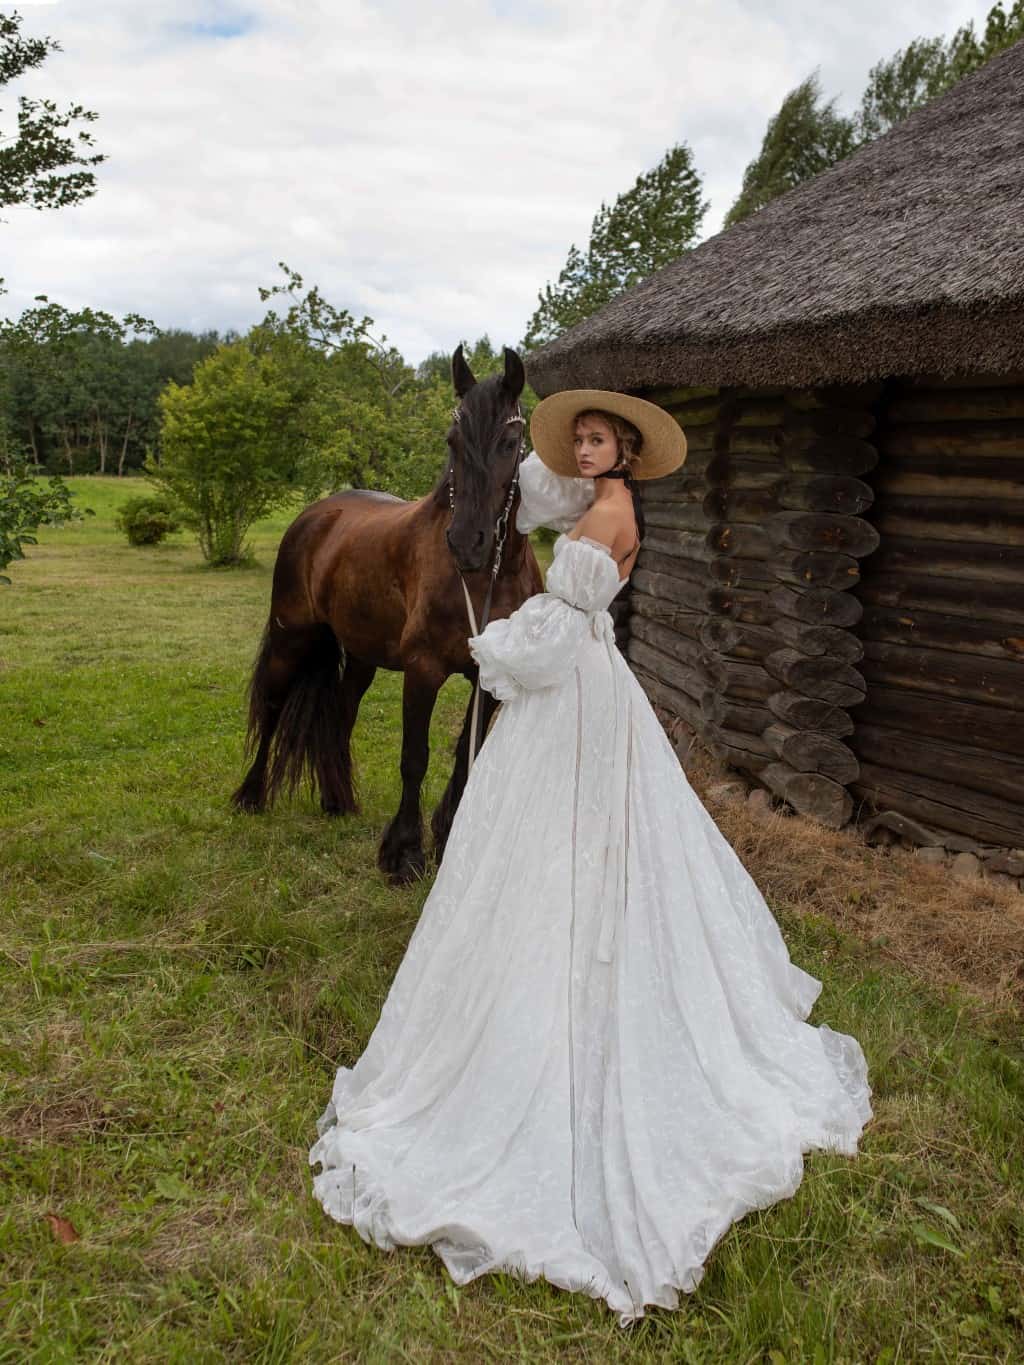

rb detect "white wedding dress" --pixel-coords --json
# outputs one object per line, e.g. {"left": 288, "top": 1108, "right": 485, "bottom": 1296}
{"left": 309, "top": 453, "right": 872, "bottom": 1325}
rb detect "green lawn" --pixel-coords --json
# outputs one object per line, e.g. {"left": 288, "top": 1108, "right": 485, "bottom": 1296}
{"left": 1, "top": 479, "right": 1022, "bottom": 1362}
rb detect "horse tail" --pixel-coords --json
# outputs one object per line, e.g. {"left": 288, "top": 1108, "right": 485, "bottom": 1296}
{"left": 237, "top": 620, "right": 357, "bottom": 813}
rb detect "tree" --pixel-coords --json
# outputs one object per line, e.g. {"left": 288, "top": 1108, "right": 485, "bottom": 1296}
{"left": 725, "top": 75, "right": 857, "bottom": 228}
{"left": 727, "top": 3, "right": 1024, "bottom": 226}
{"left": 149, "top": 338, "right": 312, "bottom": 566}
{"left": 857, "top": 3, "right": 1024, "bottom": 139}
{"left": 0, "top": 10, "right": 105, "bottom": 218}
{"left": 523, "top": 143, "right": 708, "bottom": 348}
{"left": 0, "top": 300, "right": 156, "bottom": 473}
{"left": 0, "top": 451, "right": 79, "bottom": 583}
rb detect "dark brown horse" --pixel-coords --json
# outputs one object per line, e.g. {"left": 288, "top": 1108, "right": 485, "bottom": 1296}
{"left": 232, "top": 346, "right": 542, "bottom": 883}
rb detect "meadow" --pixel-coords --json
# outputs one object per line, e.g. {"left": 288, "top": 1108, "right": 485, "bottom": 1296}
{"left": 1, "top": 479, "right": 1022, "bottom": 1363}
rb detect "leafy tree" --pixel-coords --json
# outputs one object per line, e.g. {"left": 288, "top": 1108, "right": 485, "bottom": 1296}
{"left": 149, "top": 337, "right": 312, "bottom": 566}
{"left": 856, "top": 37, "right": 952, "bottom": 141}
{"left": 523, "top": 144, "right": 707, "bottom": 348}
{"left": 727, "top": 2, "right": 1024, "bottom": 226}
{"left": 0, "top": 300, "right": 156, "bottom": 473}
{"left": 857, "top": 3, "right": 1024, "bottom": 139}
{"left": 724, "top": 76, "right": 857, "bottom": 228}
{"left": 0, "top": 9, "right": 105, "bottom": 219}
{"left": 0, "top": 450, "right": 81, "bottom": 583}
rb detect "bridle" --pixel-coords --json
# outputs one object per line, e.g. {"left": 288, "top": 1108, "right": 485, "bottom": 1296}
{"left": 447, "top": 401, "right": 526, "bottom": 770}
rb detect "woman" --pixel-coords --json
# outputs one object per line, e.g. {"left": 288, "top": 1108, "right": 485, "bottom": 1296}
{"left": 309, "top": 390, "right": 872, "bottom": 1326}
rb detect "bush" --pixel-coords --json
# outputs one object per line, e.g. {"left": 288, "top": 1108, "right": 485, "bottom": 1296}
{"left": 149, "top": 339, "right": 310, "bottom": 565}
{"left": 115, "top": 494, "right": 182, "bottom": 547}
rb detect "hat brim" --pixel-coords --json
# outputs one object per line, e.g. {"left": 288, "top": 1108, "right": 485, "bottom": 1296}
{"left": 529, "top": 389, "right": 687, "bottom": 480}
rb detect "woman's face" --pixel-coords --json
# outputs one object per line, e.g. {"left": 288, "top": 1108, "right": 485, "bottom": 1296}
{"left": 573, "top": 415, "right": 620, "bottom": 477}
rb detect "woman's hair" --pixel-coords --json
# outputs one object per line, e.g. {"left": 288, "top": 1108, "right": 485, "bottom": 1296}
{"left": 574, "top": 409, "right": 643, "bottom": 472}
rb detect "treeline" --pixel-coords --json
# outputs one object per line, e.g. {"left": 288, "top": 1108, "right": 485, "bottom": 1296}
{"left": 0, "top": 307, "right": 222, "bottom": 476}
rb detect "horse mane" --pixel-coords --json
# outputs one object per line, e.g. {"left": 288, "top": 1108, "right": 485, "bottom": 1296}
{"left": 429, "top": 373, "right": 520, "bottom": 508}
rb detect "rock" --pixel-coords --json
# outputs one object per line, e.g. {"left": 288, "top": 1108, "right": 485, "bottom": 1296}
{"left": 708, "top": 780, "right": 746, "bottom": 807}
{"left": 983, "top": 850, "right": 1024, "bottom": 878}
{"left": 951, "top": 851, "right": 982, "bottom": 881}
{"left": 864, "top": 810, "right": 942, "bottom": 847}
{"left": 914, "top": 846, "right": 947, "bottom": 866}
{"left": 746, "top": 788, "right": 775, "bottom": 820}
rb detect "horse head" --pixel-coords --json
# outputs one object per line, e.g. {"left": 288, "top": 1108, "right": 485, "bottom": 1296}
{"left": 444, "top": 344, "right": 526, "bottom": 574}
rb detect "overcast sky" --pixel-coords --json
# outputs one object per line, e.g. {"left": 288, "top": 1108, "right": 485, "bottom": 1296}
{"left": 0, "top": 0, "right": 999, "bottom": 365}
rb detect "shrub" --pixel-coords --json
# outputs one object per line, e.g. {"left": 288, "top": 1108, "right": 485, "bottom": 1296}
{"left": 148, "top": 339, "right": 310, "bottom": 566}
{"left": 115, "top": 494, "right": 182, "bottom": 547}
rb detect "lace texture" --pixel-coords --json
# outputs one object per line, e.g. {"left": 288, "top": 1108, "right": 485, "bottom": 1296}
{"left": 310, "top": 518, "right": 873, "bottom": 1327}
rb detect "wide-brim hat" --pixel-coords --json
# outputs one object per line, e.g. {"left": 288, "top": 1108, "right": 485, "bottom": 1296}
{"left": 530, "top": 389, "right": 687, "bottom": 480}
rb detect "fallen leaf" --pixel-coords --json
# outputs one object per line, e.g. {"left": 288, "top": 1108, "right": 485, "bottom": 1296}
{"left": 44, "top": 1212, "right": 79, "bottom": 1245}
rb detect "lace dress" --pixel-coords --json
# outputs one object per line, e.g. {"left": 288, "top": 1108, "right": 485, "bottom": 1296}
{"left": 309, "top": 452, "right": 872, "bottom": 1325}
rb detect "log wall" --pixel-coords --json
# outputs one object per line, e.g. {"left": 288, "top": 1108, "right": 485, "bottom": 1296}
{"left": 849, "top": 374, "right": 1024, "bottom": 849}
{"left": 628, "top": 383, "right": 882, "bottom": 828}
{"left": 629, "top": 375, "right": 1024, "bottom": 848}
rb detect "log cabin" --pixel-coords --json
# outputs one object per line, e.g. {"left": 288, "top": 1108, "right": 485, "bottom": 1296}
{"left": 527, "top": 39, "right": 1024, "bottom": 854}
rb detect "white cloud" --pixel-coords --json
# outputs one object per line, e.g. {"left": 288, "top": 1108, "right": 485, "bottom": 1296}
{"left": 0, "top": 0, "right": 999, "bottom": 363}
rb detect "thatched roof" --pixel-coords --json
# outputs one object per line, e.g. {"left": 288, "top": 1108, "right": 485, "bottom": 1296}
{"left": 528, "top": 39, "right": 1024, "bottom": 396}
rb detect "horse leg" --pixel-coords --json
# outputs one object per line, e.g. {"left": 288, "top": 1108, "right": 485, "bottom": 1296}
{"left": 430, "top": 679, "right": 501, "bottom": 863}
{"left": 321, "top": 653, "right": 377, "bottom": 815}
{"left": 378, "top": 666, "right": 442, "bottom": 885}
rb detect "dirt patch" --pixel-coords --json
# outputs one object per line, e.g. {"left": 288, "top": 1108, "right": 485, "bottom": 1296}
{"left": 658, "top": 710, "right": 1024, "bottom": 1018}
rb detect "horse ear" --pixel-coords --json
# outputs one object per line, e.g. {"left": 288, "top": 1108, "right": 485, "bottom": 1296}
{"left": 452, "top": 344, "right": 477, "bottom": 398}
{"left": 502, "top": 346, "right": 525, "bottom": 398}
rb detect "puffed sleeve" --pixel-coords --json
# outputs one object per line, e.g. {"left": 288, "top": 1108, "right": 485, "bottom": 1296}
{"left": 467, "top": 595, "right": 590, "bottom": 702}
{"left": 515, "top": 451, "right": 594, "bottom": 534}
{"left": 466, "top": 540, "right": 622, "bottom": 702}
{"left": 544, "top": 537, "right": 622, "bottom": 614}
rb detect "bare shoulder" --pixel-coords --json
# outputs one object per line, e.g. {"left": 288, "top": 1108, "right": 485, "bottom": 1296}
{"left": 570, "top": 501, "right": 626, "bottom": 546}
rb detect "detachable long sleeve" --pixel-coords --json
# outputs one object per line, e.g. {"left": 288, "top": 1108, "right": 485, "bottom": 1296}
{"left": 515, "top": 451, "right": 594, "bottom": 534}
{"left": 467, "top": 538, "right": 622, "bottom": 702}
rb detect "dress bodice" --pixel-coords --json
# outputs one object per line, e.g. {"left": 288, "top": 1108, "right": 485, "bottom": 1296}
{"left": 466, "top": 535, "right": 627, "bottom": 704}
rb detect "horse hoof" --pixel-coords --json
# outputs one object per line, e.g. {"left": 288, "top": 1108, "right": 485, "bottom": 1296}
{"left": 378, "top": 841, "right": 426, "bottom": 884}
{"left": 232, "top": 787, "right": 265, "bottom": 814}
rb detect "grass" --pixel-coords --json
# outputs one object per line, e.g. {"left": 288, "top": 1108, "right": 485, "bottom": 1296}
{"left": 1, "top": 478, "right": 1022, "bottom": 1362}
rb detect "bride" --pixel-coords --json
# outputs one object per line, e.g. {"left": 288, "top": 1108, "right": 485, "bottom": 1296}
{"left": 309, "top": 388, "right": 872, "bottom": 1326}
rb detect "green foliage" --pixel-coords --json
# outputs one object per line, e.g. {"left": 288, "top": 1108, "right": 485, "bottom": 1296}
{"left": 724, "top": 76, "right": 857, "bottom": 228}
{"left": 149, "top": 338, "right": 311, "bottom": 566}
{"left": 727, "top": 2, "right": 1024, "bottom": 227}
{"left": 255, "top": 265, "right": 513, "bottom": 504}
{"left": 523, "top": 144, "right": 707, "bottom": 349}
{"left": 0, "top": 454, "right": 84, "bottom": 583}
{"left": 857, "top": 2, "right": 1024, "bottom": 139}
{"left": 0, "top": 10, "right": 105, "bottom": 219}
{"left": 114, "top": 493, "right": 182, "bottom": 547}
{"left": 0, "top": 300, "right": 162, "bottom": 476}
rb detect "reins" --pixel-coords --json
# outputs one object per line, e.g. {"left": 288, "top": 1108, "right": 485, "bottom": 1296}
{"left": 447, "top": 402, "right": 526, "bottom": 772}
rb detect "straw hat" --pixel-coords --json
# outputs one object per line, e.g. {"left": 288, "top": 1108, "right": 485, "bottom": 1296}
{"left": 529, "top": 389, "right": 687, "bottom": 480}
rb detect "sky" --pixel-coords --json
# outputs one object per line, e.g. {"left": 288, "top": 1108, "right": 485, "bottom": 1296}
{"left": 0, "top": 0, "right": 1001, "bottom": 365}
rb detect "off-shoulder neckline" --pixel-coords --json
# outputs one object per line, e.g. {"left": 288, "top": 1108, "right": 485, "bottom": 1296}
{"left": 554, "top": 533, "right": 629, "bottom": 584}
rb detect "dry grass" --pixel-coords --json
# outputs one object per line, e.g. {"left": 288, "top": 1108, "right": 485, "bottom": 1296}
{"left": 661, "top": 713, "right": 1024, "bottom": 1018}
